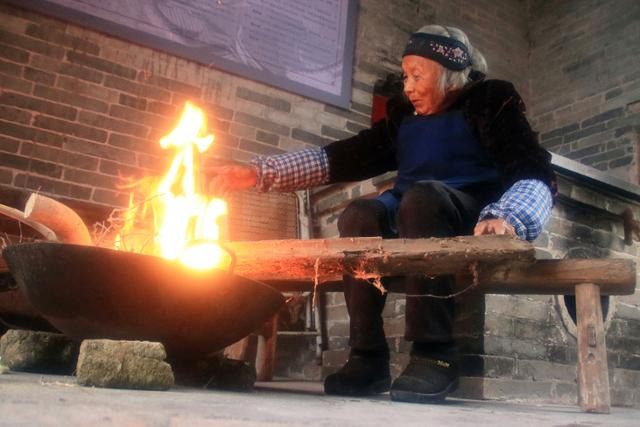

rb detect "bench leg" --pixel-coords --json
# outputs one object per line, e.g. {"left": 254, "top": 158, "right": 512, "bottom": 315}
{"left": 575, "top": 282, "right": 610, "bottom": 413}
{"left": 256, "top": 313, "right": 279, "bottom": 381}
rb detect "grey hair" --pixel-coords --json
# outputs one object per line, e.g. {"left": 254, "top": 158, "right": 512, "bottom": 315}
{"left": 414, "top": 25, "right": 488, "bottom": 92}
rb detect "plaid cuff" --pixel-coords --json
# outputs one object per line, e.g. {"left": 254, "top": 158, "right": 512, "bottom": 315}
{"left": 250, "top": 148, "right": 330, "bottom": 192}
{"left": 479, "top": 179, "right": 553, "bottom": 241}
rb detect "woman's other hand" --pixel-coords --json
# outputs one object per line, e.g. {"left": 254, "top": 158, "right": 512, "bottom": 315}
{"left": 205, "top": 165, "right": 258, "bottom": 197}
{"left": 473, "top": 218, "right": 516, "bottom": 237}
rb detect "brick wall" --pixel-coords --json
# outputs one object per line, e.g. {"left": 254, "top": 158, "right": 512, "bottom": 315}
{"left": 471, "top": 176, "right": 640, "bottom": 406}
{"left": 529, "top": 0, "right": 640, "bottom": 183}
{"left": 0, "top": 2, "right": 305, "bottom": 238}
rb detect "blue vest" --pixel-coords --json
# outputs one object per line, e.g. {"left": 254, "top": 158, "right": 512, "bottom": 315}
{"left": 377, "top": 110, "right": 500, "bottom": 233}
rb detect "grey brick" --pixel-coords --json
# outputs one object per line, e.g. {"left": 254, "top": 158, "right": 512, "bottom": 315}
{"left": 210, "top": 132, "right": 238, "bottom": 148}
{"left": 234, "top": 112, "right": 289, "bottom": 136}
{"left": 25, "top": 23, "right": 99, "bottom": 55}
{"left": 78, "top": 111, "right": 148, "bottom": 139}
{"left": 29, "top": 158, "right": 62, "bottom": 178}
{"left": 63, "top": 168, "right": 117, "bottom": 189}
{"left": 23, "top": 66, "right": 55, "bottom": 85}
{"left": 203, "top": 103, "right": 234, "bottom": 121}
{"left": 147, "top": 101, "right": 176, "bottom": 117}
{"left": 67, "top": 51, "right": 136, "bottom": 80}
{"left": 565, "top": 143, "right": 602, "bottom": 160}
{"left": 540, "top": 123, "right": 579, "bottom": 141}
{"left": 0, "top": 105, "right": 31, "bottom": 124}
{"left": 0, "top": 135, "right": 19, "bottom": 153}
{"left": 33, "top": 85, "right": 109, "bottom": 114}
{"left": 614, "top": 125, "right": 632, "bottom": 137}
{"left": 0, "top": 168, "right": 12, "bottom": 184}
{"left": 563, "top": 123, "right": 606, "bottom": 143}
{"left": 137, "top": 153, "right": 164, "bottom": 171}
{"left": 0, "top": 43, "right": 28, "bottom": 63}
{"left": 238, "top": 139, "right": 284, "bottom": 156}
{"left": 119, "top": 94, "right": 147, "bottom": 111}
{"left": 563, "top": 52, "right": 598, "bottom": 74}
{"left": 582, "top": 147, "right": 626, "bottom": 165}
{"left": 92, "top": 188, "right": 129, "bottom": 207}
{"left": 0, "top": 30, "right": 64, "bottom": 59}
{"left": 605, "top": 87, "right": 623, "bottom": 100}
{"left": 64, "top": 137, "right": 135, "bottom": 165}
{"left": 581, "top": 107, "right": 624, "bottom": 128}
{"left": 99, "top": 159, "right": 140, "bottom": 177}
{"left": 255, "top": 130, "right": 279, "bottom": 146}
{"left": 236, "top": 87, "right": 291, "bottom": 112}
{"left": 350, "top": 100, "right": 372, "bottom": 116}
{"left": 610, "top": 156, "right": 633, "bottom": 168}
{"left": 0, "top": 91, "right": 77, "bottom": 121}
{"left": 104, "top": 76, "right": 171, "bottom": 103}
{"left": 291, "top": 128, "right": 331, "bottom": 146}
{"left": 0, "top": 152, "right": 29, "bottom": 169}
{"left": 20, "top": 143, "right": 98, "bottom": 171}
{"left": 108, "top": 133, "right": 155, "bottom": 153}
{"left": 141, "top": 73, "right": 201, "bottom": 98}
{"left": 321, "top": 125, "right": 353, "bottom": 140}
{"left": 323, "top": 104, "right": 370, "bottom": 126}
{"left": 108, "top": 105, "right": 165, "bottom": 130}
{"left": 58, "top": 62, "right": 104, "bottom": 84}
{"left": 14, "top": 173, "right": 92, "bottom": 200}
{"left": 352, "top": 79, "right": 374, "bottom": 93}
{"left": 347, "top": 119, "right": 369, "bottom": 133}
{"left": 0, "top": 58, "right": 21, "bottom": 76}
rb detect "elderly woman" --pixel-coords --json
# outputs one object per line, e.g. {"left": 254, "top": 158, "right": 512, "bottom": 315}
{"left": 208, "top": 25, "right": 556, "bottom": 403}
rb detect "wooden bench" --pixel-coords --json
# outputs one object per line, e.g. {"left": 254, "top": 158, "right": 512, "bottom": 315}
{"left": 226, "top": 235, "right": 636, "bottom": 414}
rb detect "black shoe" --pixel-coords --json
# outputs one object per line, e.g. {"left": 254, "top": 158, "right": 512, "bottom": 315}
{"left": 324, "top": 349, "right": 391, "bottom": 396}
{"left": 390, "top": 355, "right": 459, "bottom": 403}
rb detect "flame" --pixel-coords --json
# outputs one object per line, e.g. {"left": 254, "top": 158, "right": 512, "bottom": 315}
{"left": 115, "top": 102, "right": 229, "bottom": 271}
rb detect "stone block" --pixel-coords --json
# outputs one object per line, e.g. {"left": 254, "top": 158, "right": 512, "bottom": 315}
{"left": 514, "top": 359, "right": 576, "bottom": 382}
{"left": 0, "top": 329, "right": 78, "bottom": 374}
{"left": 76, "top": 339, "right": 174, "bottom": 390}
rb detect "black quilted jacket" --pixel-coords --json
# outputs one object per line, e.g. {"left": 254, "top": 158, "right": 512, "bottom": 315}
{"left": 322, "top": 79, "right": 557, "bottom": 196}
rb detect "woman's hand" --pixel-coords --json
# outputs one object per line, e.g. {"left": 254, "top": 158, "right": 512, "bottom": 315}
{"left": 473, "top": 218, "right": 516, "bottom": 237}
{"left": 204, "top": 165, "right": 258, "bottom": 197}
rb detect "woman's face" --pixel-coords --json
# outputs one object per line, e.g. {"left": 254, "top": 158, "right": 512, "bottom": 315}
{"left": 402, "top": 55, "right": 445, "bottom": 115}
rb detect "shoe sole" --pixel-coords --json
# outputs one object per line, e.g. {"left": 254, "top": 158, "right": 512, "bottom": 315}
{"left": 325, "top": 377, "right": 391, "bottom": 397}
{"left": 390, "top": 379, "right": 459, "bottom": 403}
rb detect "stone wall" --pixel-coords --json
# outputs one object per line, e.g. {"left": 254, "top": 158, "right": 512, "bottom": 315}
{"left": 528, "top": 0, "right": 640, "bottom": 183}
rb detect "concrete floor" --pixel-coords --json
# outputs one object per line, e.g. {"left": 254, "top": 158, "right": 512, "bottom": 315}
{"left": 0, "top": 372, "right": 638, "bottom": 426}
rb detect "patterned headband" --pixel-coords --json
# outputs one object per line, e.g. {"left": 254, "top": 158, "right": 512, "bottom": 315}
{"left": 403, "top": 33, "right": 472, "bottom": 71}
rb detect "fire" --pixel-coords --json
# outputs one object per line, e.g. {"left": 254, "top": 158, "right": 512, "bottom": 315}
{"left": 115, "top": 102, "right": 230, "bottom": 271}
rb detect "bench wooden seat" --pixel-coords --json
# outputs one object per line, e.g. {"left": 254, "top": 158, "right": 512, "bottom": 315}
{"left": 226, "top": 236, "right": 636, "bottom": 414}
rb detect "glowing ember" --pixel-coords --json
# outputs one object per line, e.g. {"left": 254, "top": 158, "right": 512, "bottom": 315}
{"left": 115, "top": 102, "right": 230, "bottom": 271}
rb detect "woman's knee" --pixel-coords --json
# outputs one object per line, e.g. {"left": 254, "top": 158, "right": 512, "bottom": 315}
{"left": 397, "top": 181, "right": 458, "bottom": 237}
{"left": 338, "top": 199, "right": 387, "bottom": 237}
{"left": 399, "top": 181, "right": 452, "bottom": 216}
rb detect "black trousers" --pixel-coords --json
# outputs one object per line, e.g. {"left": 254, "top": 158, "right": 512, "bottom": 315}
{"left": 338, "top": 181, "right": 498, "bottom": 359}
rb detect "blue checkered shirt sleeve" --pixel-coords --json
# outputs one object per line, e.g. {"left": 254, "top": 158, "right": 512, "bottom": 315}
{"left": 479, "top": 179, "right": 552, "bottom": 241}
{"left": 250, "top": 148, "right": 330, "bottom": 192}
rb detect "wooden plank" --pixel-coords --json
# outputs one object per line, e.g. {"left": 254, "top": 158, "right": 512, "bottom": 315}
{"left": 227, "top": 235, "right": 535, "bottom": 282}
{"left": 255, "top": 314, "right": 279, "bottom": 382}
{"left": 575, "top": 283, "right": 611, "bottom": 413}
{"left": 261, "top": 259, "right": 636, "bottom": 295}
